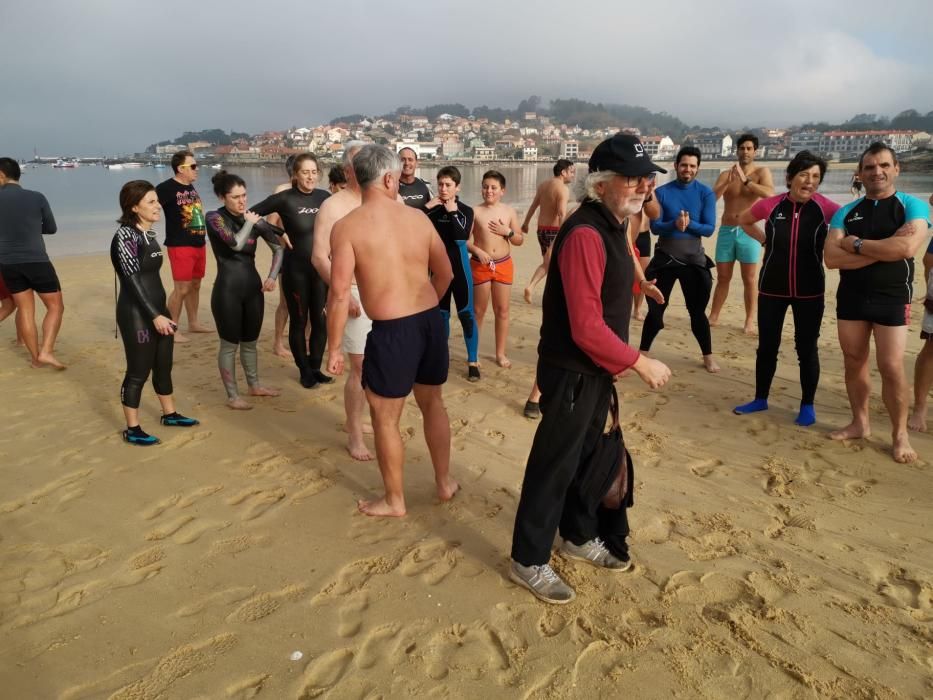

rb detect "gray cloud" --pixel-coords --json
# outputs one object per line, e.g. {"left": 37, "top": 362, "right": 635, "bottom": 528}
{"left": 2, "top": 0, "right": 931, "bottom": 158}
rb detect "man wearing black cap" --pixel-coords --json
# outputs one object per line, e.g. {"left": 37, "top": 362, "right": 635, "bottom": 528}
{"left": 509, "top": 134, "right": 672, "bottom": 604}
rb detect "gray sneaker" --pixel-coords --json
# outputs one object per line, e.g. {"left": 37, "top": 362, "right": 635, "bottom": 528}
{"left": 560, "top": 537, "right": 632, "bottom": 572}
{"left": 509, "top": 560, "right": 576, "bottom": 604}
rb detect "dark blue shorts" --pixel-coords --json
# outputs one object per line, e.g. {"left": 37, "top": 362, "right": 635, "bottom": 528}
{"left": 0, "top": 262, "right": 61, "bottom": 294}
{"left": 836, "top": 292, "right": 910, "bottom": 327}
{"left": 362, "top": 306, "right": 449, "bottom": 398}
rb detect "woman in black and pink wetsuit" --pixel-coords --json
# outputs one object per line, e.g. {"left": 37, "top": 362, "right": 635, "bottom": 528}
{"left": 733, "top": 151, "right": 840, "bottom": 426}
{"left": 110, "top": 180, "right": 199, "bottom": 446}
{"left": 206, "top": 170, "right": 285, "bottom": 409}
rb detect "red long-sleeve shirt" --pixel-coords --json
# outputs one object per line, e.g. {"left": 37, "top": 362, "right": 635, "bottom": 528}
{"left": 557, "top": 225, "right": 641, "bottom": 375}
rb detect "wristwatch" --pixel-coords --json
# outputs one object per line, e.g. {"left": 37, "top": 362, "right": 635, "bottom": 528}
{"left": 853, "top": 237, "right": 863, "bottom": 254}
{"left": 507, "top": 230, "right": 515, "bottom": 239}
{"left": 743, "top": 178, "right": 751, "bottom": 188}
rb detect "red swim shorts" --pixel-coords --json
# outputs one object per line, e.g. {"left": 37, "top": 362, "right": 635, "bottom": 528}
{"left": 166, "top": 246, "right": 206, "bottom": 282}
{"left": 471, "top": 255, "right": 514, "bottom": 285}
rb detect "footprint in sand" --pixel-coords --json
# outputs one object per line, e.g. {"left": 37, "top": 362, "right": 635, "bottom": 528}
{"left": 161, "top": 429, "right": 213, "bottom": 449}
{"left": 176, "top": 586, "right": 256, "bottom": 618}
{"left": 876, "top": 568, "right": 930, "bottom": 612}
{"left": 0, "top": 468, "right": 94, "bottom": 515}
{"left": 398, "top": 539, "right": 462, "bottom": 585}
{"left": 689, "top": 458, "right": 723, "bottom": 478}
{"left": 336, "top": 590, "right": 369, "bottom": 637}
{"left": 746, "top": 417, "right": 780, "bottom": 446}
{"left": 208, "top": 533, "right": 269, "bottom": 557}
{"left": 173, "top": 519, "right": 231, "bottom": 545}
{"left": 348, "top": 518, "right": 402, "bottom": 546}
{"left": 225, "top": 486, "right": 286, "bottom": 521}
{"left": 356, "top": 623, "right": 402, "bottom": 670}
{"left": 423, "top": 623, "right": 510, "bottom": 681}
{"left": 295, "top": 648, "right": 354, "bottom": 698}
{"left": 225, "top": 673, "right": 270, "bottom": 700}
{"left": 226, "top": 584, "right": 308, "bottom": 623}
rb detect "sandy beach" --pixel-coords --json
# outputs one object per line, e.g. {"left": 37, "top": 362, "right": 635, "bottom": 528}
{"left": 1, "top": 229, "right": 931, "bottom": 699}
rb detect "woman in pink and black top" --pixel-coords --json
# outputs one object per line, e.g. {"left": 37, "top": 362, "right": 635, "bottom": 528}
{"left": 733, "top": 151, "right": 840, "bottom": 426}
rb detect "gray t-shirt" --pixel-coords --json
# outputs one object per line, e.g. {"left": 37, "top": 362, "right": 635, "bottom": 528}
{"left": 0, "top": 183, "right": 57, "bottom": 264}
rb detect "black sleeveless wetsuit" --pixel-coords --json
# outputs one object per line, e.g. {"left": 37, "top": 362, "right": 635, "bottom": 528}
{"left": 250, "top": 186, "right": 330, "bottom": 378}
{"left": 205, "top": 208, "right": 284, "bottom": 344}
{"left": 110, "top": 226, "right": 173, "bottom": 408}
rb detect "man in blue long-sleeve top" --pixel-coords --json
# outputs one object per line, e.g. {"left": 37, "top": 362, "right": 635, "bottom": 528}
{"left": 640, "top": 146, "right": 720, "bottom": 372}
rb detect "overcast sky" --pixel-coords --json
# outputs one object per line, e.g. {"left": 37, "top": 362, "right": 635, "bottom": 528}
{"left": 2, "top": 0, "right": 932, "bottom": 158}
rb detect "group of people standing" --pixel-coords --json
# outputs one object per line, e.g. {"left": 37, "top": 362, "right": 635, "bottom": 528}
{"left": 1, "top": 133, "right": 931, "bottom": 606}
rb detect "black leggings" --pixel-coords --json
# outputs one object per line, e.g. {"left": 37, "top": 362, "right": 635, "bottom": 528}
{"left": 755, "top": 295, "right": 823, "bottom": 404}
{"left": 281, "top": 256, "right": 327, "bottom": 374}
{"left": 640, "top": 265, "right": 713, "bottom": 355}
{"left": 118, "top": 302, "right": 173, "bottom": 409}
{"left": 211, "top": 275, "right": 263, "bottom": 344}
{"left": 439, "top": 241, "right": 478, "bottom": 363}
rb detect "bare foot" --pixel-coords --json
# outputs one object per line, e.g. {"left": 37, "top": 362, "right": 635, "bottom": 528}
{"left": 743, "top": 322, "right": 757, "bottom": 336}
{"left": 436, "top": 477, "right": 460, "bottom": 502}
{"left": 347, "top": 439, "right": 373, "bottom": 461}
{"left": 496, "top": 355, "right": 512, "bottom": 369}
{"left": 708, "top": 314, "right": 720, "bottom": 327}
{"left": 907, "top": 410, "right": 927, "bottom": 433}
{"left": 702, "top": 355, "right": 720, "bottom": 373}
{"left": 828, "top": 422, "right": 871, "bottom": 441}
{"left": 188, "top": 324, "right": 213, "bottom": 333}
{"left": 272, "top": 344, "right": 293, "bottom": 359}
{"left": 173, "top": 332, "right": 190, "bottom": 344}
{"left": 358, "top": 497, "right": 406, "bottom": 517}
{"left": 36, "top": 352, "right": 66, "bottom": 370}
{"left": 893, "top": 433, "right": 918, "bottom": 463}
{"left": 249, "top": 385, "right": 281, "bottom": 397}
{"left": 634, "top": 309, "right": 646, "bottom": 321}
{"left": 226, "top": 397, "right": 253, "bottom": 410}
{"left": 523, "top": 286, "right": 533, "bottom": 304}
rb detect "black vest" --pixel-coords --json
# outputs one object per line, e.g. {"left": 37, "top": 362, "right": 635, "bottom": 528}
{"left": 538, "top": 200, "right": 634, "bottom": 375}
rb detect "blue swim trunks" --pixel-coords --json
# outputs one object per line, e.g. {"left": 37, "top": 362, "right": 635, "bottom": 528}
{"left": 715, "top": 225, "right": 761, "bottom": 264}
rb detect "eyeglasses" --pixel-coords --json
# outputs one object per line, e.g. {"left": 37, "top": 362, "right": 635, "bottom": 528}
{"left": 621, "top": 173, "right": 656, "bottom": 187}
{"left": 180, "top": 163, "right": 198, "bottom": 170}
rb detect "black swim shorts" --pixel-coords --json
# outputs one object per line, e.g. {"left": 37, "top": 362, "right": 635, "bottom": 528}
{"left": 836, "top": 291, "right": 910, "bottom": 327}
{"left": 635, "top": 231, "right": 651, "bottom": 259}
{"left": 0, "top": 262, "right": 61, "bottom": 294}
{"left": 362, "top": 306, "right": 449, "bottom": 398}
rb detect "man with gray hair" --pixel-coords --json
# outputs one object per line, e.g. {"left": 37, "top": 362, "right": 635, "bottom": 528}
{"left": 313, "top": 142, "right": 373, "bottom": 461}
{"left": 326, "top": 145, "right": 457, "bottom": 517}
{"left": 509, "top": 134, "right": 671, "bottom": 604}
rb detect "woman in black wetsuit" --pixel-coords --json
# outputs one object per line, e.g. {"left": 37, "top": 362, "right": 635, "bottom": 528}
{"left": 205, "top": 171, "right": 285, "bottom": 409}
{"left": 110, "top": 180, "right": 199, "bottom": 445}
{"left": 250, "top": 154, "right": 332, "bottom": 388}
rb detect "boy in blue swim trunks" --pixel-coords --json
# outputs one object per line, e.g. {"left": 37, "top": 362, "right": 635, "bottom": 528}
{"left": 710, "top": 134, "right": 774, "bottom": 334}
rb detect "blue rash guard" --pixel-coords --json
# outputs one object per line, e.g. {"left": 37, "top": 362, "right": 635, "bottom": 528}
{"left": 650, "top": 179, "right": 716, "bottom": 266}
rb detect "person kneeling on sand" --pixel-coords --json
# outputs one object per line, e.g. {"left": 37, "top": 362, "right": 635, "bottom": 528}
{"left": 326, "top": 145, "right": 458, "bottom": 517}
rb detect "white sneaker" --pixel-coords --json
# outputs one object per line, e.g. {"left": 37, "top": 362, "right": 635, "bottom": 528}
{"left": 509, "top": 560, "right": 576, "bottom": 604}
{"left": 560, "top": 538, "right": 632, "bottom": 572}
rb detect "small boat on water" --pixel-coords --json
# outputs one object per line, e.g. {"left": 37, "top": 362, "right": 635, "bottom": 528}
{"left": 105, "top": 162, "right": 144, "bottom": 169}
{"left": 53, "top": 159, "right": 77, "bottom": 168}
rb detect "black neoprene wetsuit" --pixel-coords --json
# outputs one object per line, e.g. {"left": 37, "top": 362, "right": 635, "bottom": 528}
{"left": 205, "top": 208, "right": 284, "bottom": 343}
{"left": 250, "top": 186, "right": 330, "bottom": 377}
{"left": 110, "top": 226, "right": 173, "bottom": 408}
{"left": 399, "top": 177, "right": 432, "bottom": 211}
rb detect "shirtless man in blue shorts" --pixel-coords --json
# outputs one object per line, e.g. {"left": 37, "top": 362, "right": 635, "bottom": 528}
{"left": 326, "top": 145, "right": 457, "bottom": 517}
{"left": 710, "top": 134, "right": 774, "bottom": 334}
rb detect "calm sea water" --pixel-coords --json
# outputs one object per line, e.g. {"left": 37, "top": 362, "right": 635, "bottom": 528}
{"left": 16, "top": 163, "right": 933, "bottom": 257}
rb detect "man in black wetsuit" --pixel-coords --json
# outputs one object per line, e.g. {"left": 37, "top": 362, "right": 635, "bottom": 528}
{"left": 250, "top": 154, "right": 332, "bottom": 388}
{"left": 398, "top": 148, "right": 433, "bottom": 211}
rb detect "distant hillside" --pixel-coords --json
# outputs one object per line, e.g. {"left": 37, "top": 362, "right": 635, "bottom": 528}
{"left": 146, "top": 129, "right": 250, "bottom": 153}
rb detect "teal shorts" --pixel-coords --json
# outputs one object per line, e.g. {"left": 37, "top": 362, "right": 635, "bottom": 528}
{"left": 715, "top": 225, "right": 761, "bottom": 264}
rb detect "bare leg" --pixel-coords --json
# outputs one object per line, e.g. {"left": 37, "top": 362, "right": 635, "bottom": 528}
{"left": 524, "top": 246, "right": 552, "bottom": 304}
{"left": 0, "top": 296, "right": 14, "bottom": 324}
{"left": 874, "top": 324, "right": 916, "bottom": 463}
{"left": 909, "top": 339, "right": 933, "bottom": 432}
{"left": 272, "top": 287, "right": 291, "bottom": 358}
{"left": 34, "top": 290, "right": 65, "bottom": 368}
{"left": 708, "top": 261, "right": 733, "bottom": 326}
{"left": 156, "top": 393, "right": 177, "bottom": 416}
{"left": 12, "top": 290, "right": 40, "bottom": 366}
{"left": 633, "top": 256, "right": 650, "bottom": 320}
{"left": 167, "top": 280, "right": 191, "bottom": 343}
{"left": 527, "top": 381, "right": 541, "bottom": 404}
{"left": 740, "top": 262, "right": 758, "bottom": 335}
{"left": 491, "top": 282, "right": 511, "bottom": 368}
{"left": 703, "top": 354, "right": 721, "bottom": 373}
{"left": 473, "top": 282, "right": 491, "bottom": 363}
{"left": 413, "top": 383, "right": 458, "bottom": 502}
{"left": 830, "top": 320, "right": 872, "bottom": 440}
{"left": 360, "top": 391, "right": 407, "bottom": 517}
{"left": 345, "top": 353, "right": 372, "bottom": 461}
{"left": 186, "top": 279, "right": 211, "bottom": 332}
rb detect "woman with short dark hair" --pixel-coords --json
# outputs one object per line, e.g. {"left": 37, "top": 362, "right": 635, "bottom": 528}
{"left": 733, "top": 151, "right": 839, "bottom": 426}
{"left": 111, "top": 180, "right": 198, "bottom": 445}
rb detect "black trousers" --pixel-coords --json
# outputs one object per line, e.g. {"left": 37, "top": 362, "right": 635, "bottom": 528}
{"left": 640, "top": 264, "right": 713, "bottom": 355}
{"left": 511, "top": 361, "right": 614, "bottom": 566}
{"left": 281, "top": 256, "right": 327, "bottom": 375}
{"left": 756, "top": 294, "right": 824, "bottom": 404}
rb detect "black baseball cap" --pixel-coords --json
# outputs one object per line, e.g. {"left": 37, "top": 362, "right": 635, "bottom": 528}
{"left": 588, "top": 133, "right": 667, "bottom": 176}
